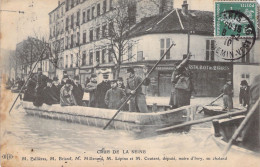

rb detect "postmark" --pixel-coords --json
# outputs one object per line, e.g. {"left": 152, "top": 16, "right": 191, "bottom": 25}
{"left": 214, "top": 1, "right": 257, "bottom": 60}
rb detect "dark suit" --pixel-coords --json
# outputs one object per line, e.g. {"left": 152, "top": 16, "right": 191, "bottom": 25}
{"left": 96, "top": 81, "right": 111, "bottom": 108}
{"left": 72, "top": 82, "right": 84, "bottom": 105}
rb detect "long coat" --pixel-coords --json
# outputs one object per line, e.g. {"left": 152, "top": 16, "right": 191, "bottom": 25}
{"left": 85, "top": 81, "right": 97, "bottom": 107}
{"left": 239, "top": 86, "right": 250, "bottom": 106}
{"left": 51, "top": 84, "right": 61, "bottom": 103}
{"left": 222, "top": 83, "right": 233, "bottom": 110}
{"left": 33, "top": 74, "right": 47, "bottom": 107}
{"left": 23, "top": 78, "right": 36, "bottom": 102}
{"left": 72, "top": 82, "right": 84, "bottom": 106}
{"left": 60, "top": 85, "right": 77, "bottom": 106}
{"left": 125, "top": 75, "right": 149, "bottom": 113}
{"left": 105, "top": 87, "right": 126, "bottom": 109}
{"left": 96, "top": 81, "right": 111, "bottom": 108}
{"left": 43, "top": 86, "right": 59, "bottom": 105}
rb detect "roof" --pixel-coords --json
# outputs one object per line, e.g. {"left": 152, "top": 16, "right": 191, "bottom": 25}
{"left": 49, "top": 1, "right": 65, "bottom": 15}
{"left": 128, "top": 9, "right": 214, "bottom": 38}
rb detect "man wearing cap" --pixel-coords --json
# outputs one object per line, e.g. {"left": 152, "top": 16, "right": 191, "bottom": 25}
{"left": 105, "top": 80, "right": 126, "bottom": 109}
{"left": 239, "top": 80, "right": 250, "bottom": 107}
{"left": 51, "top": 76, "right": 61, "bottom": 103}
{"left": 42, "top": 78, "right": 58, "bottom": 105}
{"left": 72, "top": 75, "right": 84, "bottom": 106}
{"left": 60, "top": 79, "right": 77, "bottom": 106}
{"left": 221, "top": 80, "right": 233, "bottom": 111}
{"left": 96, "top": 73, "right": 111, "bottom": 108}
{"left": 117, "top": 77, "right": 125, "bottom": 89}
{"left": 125, "top": 67, "right": 150, "bottom": 113}
{"left": 85, "top": 74, "right": 98, "bottom": 107}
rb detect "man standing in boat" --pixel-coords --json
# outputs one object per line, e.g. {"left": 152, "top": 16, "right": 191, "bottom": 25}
{"left": 60, "top": 79, "right": 77, "bottom": 106}
{"left": 125, "top": 67, "right": 150, "bottom": 113}
{"left": 43, "top": 78, "right": 58, "bottom": 105}
{"left": 51, "top": 76, "right": 61, "bottom": 103}
{"left": 72, "top": 75, "right": 84, "bottom": 106}
{"left": 105, "top": 80, "right": 126, "bottom": 109}
{"left": 33, "top": 68, "right": 48, "bottom": 107}
{"left": 239, "top": 80, "right": 250, "bottom": 108}
{"left": 221, "top": 80, "right": 233, "bottom": 112}
{"left": 96, "top": 73, "right": 111, "bottom": 108}
{"left": 85, "top": 74, "right": 97, "bottom": 107}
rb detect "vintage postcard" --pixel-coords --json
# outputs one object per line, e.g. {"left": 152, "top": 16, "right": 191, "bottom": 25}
{"left": 0, "top": 0, "right": 260, "bottom": 166}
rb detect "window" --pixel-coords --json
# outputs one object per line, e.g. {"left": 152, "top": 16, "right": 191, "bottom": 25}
{"left": 108, "top": 22, "right": 114, "bottom": 36}
{"left": 96, "top": 50, "right": 100, "bottom": 63}
{"left": 60, "top": 38, "right": 64, "bottom": 51}
{"left": 82, "top": 51, "right": 86, "bottom": 65}
{"left": 108, "top": 48, "right": 113, "bottom": 62}
{"left": 97, "top": 3, "right": 100, "bottom": 16}
{"left": 110, "top": 0, "right": 113, "bottom": 10}
{"left": 137, "top": 51, "right": 143, "bottom": 61}
{"left": 82, "top": 11, "right": 86, "bottom": 23}
{"left": 70, "top": 54, "right": 73, "bottom": 67}
{"left": 89, "top": 51, "right": 93, "bottom": 65}
{"left": 241, "top": 42, "right": 250, "bottom": 63}
{"left": 83, "top": 31, "right": 86, "bottom": 43}
{"left": 89, "top": 29, "right": 93, "bottom": 41}
{"left": 71, "top": 0, "right": 74, "bottom": 8}
{"left": 66, "top": 0, "right": 69, "bottom": 11}
{"left": 71, "top": 14, "right": 74, "bottom": 29}
{"left": 102, "top": 24, "right": 107, "bottom": 38}
{"left": 77, "top": 32, "right": 80, "bottom": 45}
{"left": 128, "top": 44, "right": 133, "bottom": 62}
{"left": 96, "top": 27, "right": 100, "bottom": 40}
{"left": 66, "top": 55, "right": 68, "bottom": 68}
{"left": 76, "top": 11, "right": 80, "bottom": 26}
{"left": 92, "top": 6, "right": 95, "bottom": 19}
{"left": 66, "top": 17, "right": 69, "bottom": 30}
{"left": 103, "top": 0, "right": 107, "bottom": 14}
{"left": 206, "top": 39, "right": 215, "bottom": 61}
{"left": 102, "top": 48, "right": 106, "bottom": 64}
{"left": 160, "top": 38, "right": 170, "bottom": 59}
{"left": 71, "top": 34, "right": 74, "bottom": 47}
{"left": 87, "top": 9, "right": 90, "bottom": 21}
{"left": 49, "top": 15, "right": 52, "bottom": 24}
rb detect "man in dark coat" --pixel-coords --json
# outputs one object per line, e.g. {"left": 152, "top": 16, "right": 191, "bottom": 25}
{"left": 85, "top": 74, "right": 97, "bottom": 107}
{"left": 33, "top": 68, "right": 48, "bottom": 107}
{"left": 117, "top": 77, "right": 125, "bottom": 89}
{"left": 125, "top": 67, "right": 150, "bottom": 113}
{"left": 239, "top": 80, "right": 250, "bottom": 107}
{"left": 96, "top": 73, "right": 111, "bottom": 108}
{"left": 42, "top": 78, "right": 58, "bottom": 105}
{"left": 50, "top": 76, "right": 60, "bottom": 104}
{"left": 72, "top": 75, "right": 84, "bottom": 106}
{"left": 105, "top": 80, "right": 126, "bottom": 109}
{"left": 60, "top": 79, "right": 77, "bottom": 106}
{"left": 23, "top": 74, "right": 37, "bottom": 102}
{"left": 221, "top": 80, "right": 233, "bottom": 111}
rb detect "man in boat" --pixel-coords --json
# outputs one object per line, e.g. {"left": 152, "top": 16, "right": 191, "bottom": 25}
{"left": 96, "top": 73, "right": 111, "bottom": 108}
{"left": 72, "top": 75, "right": 84, "bottom": 106}
{"left": 85, "top": 74, "right": 97, "bottom": 107}
{"left": 60, "top": 71, "right": 69, "bottom": 88}
{"left": 42, "top": 78, "right": 59, "bottom": 105}
{"left": 169, "top": 63, "right": 178, "bottom": 109}
{"left": 33, "top": 68, "right": 48, "bottom": 107}
{"left": 221, "top": 80, "right": 233, "bottom": 112}
{"left": 105, "top": 79, "right": 126, "bottom": 109}
{"left": 23, "top": 73, "right": 37, "bottom": 102}
{"left": 60, "top": 79, "right": 77, "bottom": 106}
{"left": 125, "top": 67, "right": 150, "bottom": 113}
{"left": 50, "top": 76, "right": 61, "bottom": 104}
{"left": 239, "top": 80, "right": 250, "bottom": 108}
{"left": 117, "top": 77, "right": 125, "bottom": 89}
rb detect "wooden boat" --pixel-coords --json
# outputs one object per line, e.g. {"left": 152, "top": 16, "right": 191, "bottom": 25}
{"left": 21, "top": 101, "right": 198, "bottom": 133}
{"left": 211, "top": 115, "right": 260, "bottom": 156}
{"left": 202, "top": 105, "right": 227, "bottom": 116}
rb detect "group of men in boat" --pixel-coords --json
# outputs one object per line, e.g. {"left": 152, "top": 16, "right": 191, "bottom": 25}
{"left": 22, "top": 67, "right": 150, "bottom": 112}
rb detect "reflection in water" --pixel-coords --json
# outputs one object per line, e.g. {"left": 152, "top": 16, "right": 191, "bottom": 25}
{"left": 6, "top": 106, "right": 219, "bottom": 155}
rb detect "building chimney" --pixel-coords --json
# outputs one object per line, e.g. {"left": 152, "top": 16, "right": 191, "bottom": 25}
{"left": 182, "top": 0, "right": 188, "bottom": 15}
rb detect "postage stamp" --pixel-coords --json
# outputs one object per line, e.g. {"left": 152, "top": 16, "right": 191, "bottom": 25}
{"left": 215, "top": 1, "right": 258, "bottom": 37}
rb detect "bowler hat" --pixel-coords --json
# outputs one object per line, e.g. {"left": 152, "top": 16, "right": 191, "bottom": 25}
{"left": 240, "top": 80, "right": 248, "bottom": 86}
{"left": 127, "top": 67, "right": 134, "bottom": 73}
{"left": 90, "top": 73, "right": 97, "bottom": 78}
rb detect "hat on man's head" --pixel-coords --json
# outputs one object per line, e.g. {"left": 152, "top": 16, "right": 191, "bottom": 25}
{"left": 74, "top": 75, "right": 80, "bottom": 80}
{"left": 66, "top": 79, "right": 72, "bottom": 84}
{"left": 53, "top": 76, "right": 59, "bottom": 81}
{"left": 90, "top": 73, "right": 97, "bottom": 78}
{"left": 240, "top": 80, "right": 248, "bottom": 86}
{"left": 103, "top": 73, "right": 109, "bottom": 79}
{"left": 127, "top": 67, "right": 134, "bottom": 74}
{"left": 118, "top": 77, "right": 123, "bottom": 81}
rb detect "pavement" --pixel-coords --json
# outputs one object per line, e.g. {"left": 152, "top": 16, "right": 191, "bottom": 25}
{"left": 83, "top": 93, "right": 241, "bottom": 108}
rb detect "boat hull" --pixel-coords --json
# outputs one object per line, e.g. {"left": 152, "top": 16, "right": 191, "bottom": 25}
{"left": 22, "top": 101, "right": 197, "bottom": 133}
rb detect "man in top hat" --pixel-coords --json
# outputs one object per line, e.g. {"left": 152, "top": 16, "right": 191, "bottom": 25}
{"left": 239, "top": 80, "right": 250, "bottom": 107}
{"left": 42, "top": 78, "right": 58, "bottom": 105}
{"left": 125, "top": 67, "right": 150, "bottom": 113}
{"left": 85, "top": 73, "right": 98, "bottom": 107}
{"left": 72, "top": 75, "right": 84, "bottom": 106}
{"left": 33, "top": 68, "right": 48, "bottom": 106}
{"left": 23, "top": 74, "right": 37, "bottom": 102}
{"left": 60, "top": 79, "right": 77, "bottom": 106}
{"left": 50, "top": 76, "right": 61, "bottom": 103}
{"left": 96, "top": 73, "right": 111, "bottom": 108}
{"left": 105, "top": 79, "right": 126, "bottom": 109}
{"left": 221, "top": 80, "right": 233, "bottom": 111}
{"left": 117, "top": 77, "right": 125, "bottom": 89}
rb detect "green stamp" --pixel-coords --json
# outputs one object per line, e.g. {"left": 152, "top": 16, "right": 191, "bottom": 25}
{"left": 215, "top": 1, "right": 257, "bottom": 37}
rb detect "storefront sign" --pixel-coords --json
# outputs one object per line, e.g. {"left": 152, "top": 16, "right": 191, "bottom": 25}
{"left": 156, "top": 64, "right": 230, "bottom": 71}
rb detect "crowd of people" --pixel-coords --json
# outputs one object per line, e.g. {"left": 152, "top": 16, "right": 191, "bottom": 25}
{"left": 22, "top": 67, "right": 150, "bottom": 112}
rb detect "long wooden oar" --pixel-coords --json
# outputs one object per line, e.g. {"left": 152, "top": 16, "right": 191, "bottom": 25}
{"left": 103, "top": 42, "right": 176, "bottom": 130}
{"left": 156, "top": 109, "right": 247, "bottom": 133}
{"left": 197, "top": 93, "right": 224, "bottom": 113}
{"left": 9, "top": 46, "right": 46, "bottom": 114}
{"left": 222, "top": 97, "right": 260, "bottom": 156}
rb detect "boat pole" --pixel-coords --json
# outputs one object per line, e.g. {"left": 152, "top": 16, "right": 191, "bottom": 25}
{"left": 197, "top": 93, "right": 224, "bottom": 113}
{"left": 103, "top": 42, "right": 176, "bottom": 130}
{"left": 9, "top": 46, "right": 46, "bottom": 114}
{"left": 222, "top": 97, "right": 260, "bottom": 156}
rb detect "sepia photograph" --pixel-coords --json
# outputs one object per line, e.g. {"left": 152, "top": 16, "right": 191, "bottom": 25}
{"left": 0, "top": 0, "right": 260, "bottom": 166}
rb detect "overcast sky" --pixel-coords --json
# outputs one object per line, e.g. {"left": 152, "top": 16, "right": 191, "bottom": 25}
{"left": 0, "top": 0, "right": 259, "bottom": 51}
